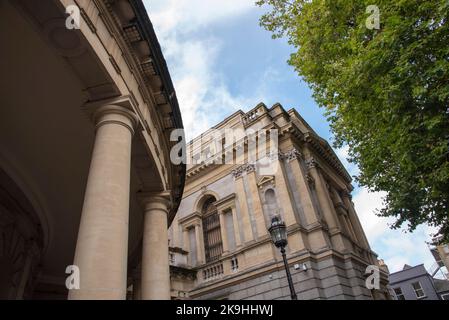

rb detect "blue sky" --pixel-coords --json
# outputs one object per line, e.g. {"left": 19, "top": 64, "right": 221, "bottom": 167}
{"left": 144, "top": 0, "right": 442, "bottom": 274}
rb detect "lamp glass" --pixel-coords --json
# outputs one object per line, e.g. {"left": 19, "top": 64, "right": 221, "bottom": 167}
{"left": 269, "top": 216, "right": 287, "bottom": 248}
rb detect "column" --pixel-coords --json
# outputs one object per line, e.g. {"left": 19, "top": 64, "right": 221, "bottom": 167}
{"left": 230, "top": 206, "right": 242, "bottom": 247}
{"left": 306, "top": 158, "right": 340, "bottom": 231}
{"left": 246, "top": 171, "right": 267, "bottom": 237}
{"left": 195, "top": 223, "right": 205, "bottom": 264}
{"left": 233, "top": 170, "right": 254, "bottom": 243}
{"left": 275, "top": 159, "right": 303, "bottom": 227}
{"left": 285, "top": 150, "right": 321, "bottom": 226}
{"left": 140, "top": 194, "right": 171, "bottom": 300}
{"left": 342, "top": 192, "right": 370, "bottom": 249}
{"left": 219, "top": 212, "right": 229, "bottom": 253}
{"left": 69, "top": 104, "right": 137, "bottom": 300}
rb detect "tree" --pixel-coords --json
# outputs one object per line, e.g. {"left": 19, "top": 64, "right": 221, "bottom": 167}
{"left": 256, "top": 0, "right": 449, "bottom": 241}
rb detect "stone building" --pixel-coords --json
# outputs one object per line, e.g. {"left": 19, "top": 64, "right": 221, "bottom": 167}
{"left": 168, "top": 103, "right": 390, "bottom": 300}
{"left": 0, "top": 0, "right": 184, "bottom": 299}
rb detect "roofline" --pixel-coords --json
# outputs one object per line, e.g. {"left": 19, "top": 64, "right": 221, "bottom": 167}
{"left": 129, "top": 0, "right": 185, "bottom": 218}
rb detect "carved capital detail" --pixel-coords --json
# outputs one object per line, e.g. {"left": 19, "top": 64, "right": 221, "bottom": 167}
{"left": 231, "top": 163, "right": 256, "bottom": 178}
{"left": 305, "top": 157, "right": 318, "bottom": 169}
{"left": 282, "top": 148, "right": 302, "bottom": 162}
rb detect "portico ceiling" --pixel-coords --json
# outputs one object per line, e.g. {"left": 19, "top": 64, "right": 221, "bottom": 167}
{"left": 0, "top": 0, "right": 146, "bottom": 285}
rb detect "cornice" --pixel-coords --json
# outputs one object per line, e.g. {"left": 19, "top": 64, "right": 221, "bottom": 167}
{"left": 303, "top": 133, "right": 352, "bottom": 183}
{"left": 214, "top": 193, "right": 236, "bottom": 210}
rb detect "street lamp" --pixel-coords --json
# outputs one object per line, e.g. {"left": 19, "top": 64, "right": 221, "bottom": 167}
{"left": 268, "top": 215, "right": 298, "bottom": 300}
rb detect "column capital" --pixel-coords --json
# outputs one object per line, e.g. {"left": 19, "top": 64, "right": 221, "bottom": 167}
{"left": 281, "top": 148, "right": 303, "bottom": 162}
{"left": 137, "top": 191, "right": 172, "bottom": 213}
{"left": 84, "top": 96, "right": 139, "bottom": 134}
{"left": 305, "top": 156, "right": 319, "bottom": 169}
{"left": 231, "top": 163, "right": 255, "bottom": 179}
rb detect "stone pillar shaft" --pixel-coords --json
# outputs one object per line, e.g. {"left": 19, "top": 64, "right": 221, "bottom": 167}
{"left": 309, "top": 166, "right": 339, "bottom": 231}
{"left": 230, "top": 207, "right": 242, "bottom": 247}
{"left": 69, "top": 105, "right": 136, "bottom": 300}
{"left": 140, "top": 195, "right": 171, "bottom": 300}
{"left": 195, "top": 224, "right": 205, "bottom": 264}
{"left": 219, "top": 212, "right": 229, "bottom": 253}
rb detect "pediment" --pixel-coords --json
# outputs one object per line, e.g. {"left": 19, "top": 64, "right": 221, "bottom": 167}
{"left": 257, "top": 175, "right": 275, "bottom": 188}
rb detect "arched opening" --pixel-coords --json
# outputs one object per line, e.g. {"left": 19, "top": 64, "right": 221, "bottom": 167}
{"left": 264, "top": 189, "right": 280, "bottom": 220}
{"left": 201, "top": 197, "right": 223, "bottom": 263}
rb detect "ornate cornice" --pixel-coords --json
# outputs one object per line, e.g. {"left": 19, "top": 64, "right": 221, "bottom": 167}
{"left": 303, "top": 133, "right": 352, "bottom": 183}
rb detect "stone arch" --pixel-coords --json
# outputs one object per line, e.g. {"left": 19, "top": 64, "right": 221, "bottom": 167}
{"left": 261, "top": 188, "right": 282, "bottom": 228}
{"left": 0, "top": 167, "right": 44, "bottom": 299}
{"left": 193, "top": 190, "right": 220, "bottom": 214}
{"left": 197, "top": 194, "right": 223, "bottom": 263}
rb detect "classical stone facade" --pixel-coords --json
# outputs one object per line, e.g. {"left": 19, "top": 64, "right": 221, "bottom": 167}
{"left": 0, "top": 0, "right": 184, "bottom": 299}
{"left": 168, "top": 103, "right": 390, "bottom": 300}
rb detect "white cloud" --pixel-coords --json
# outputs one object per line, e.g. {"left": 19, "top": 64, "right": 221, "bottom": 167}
{"left": 352, "top": 187, "right": 438, "bottom": 273}
{"left": 146, "top": 0, "right": 254, "bottom": 35}
{"left": 144, "top": 0, "right": 265, "bottom": 140}
{"left": 336, "top": 145, "right": 438, "bottom": 273}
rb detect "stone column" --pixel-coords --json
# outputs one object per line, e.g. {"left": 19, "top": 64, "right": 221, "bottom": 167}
{"left": 342, "top": 192, "right": 371, "bottom": 249}
{"left": 195, "top": 223, "right": 205, "bottom": 264}
{"left": 230, "top": 206, "right": 242, "bottom": 247}
{"left": 246, "top": 170, "right": 267, "bottom": 237}
{"left": 306, "top": 158, "right": 340, "bottom": 231}
{"left": 219, "top": 211, "right": 229, "bottom": 253}
{"left": 140, "top": 194, "right": 171, "bottom": 300}
{"left": 285, "top": 149, "right": 321, "bottom": 226}
{"left": 233, "top": 167, "right": 255, "bottom": 243}
{"left": 69, "top": 104, "right": 137, "bottom": 300}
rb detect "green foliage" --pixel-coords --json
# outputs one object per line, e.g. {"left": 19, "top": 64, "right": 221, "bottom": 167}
{"left": 257, "top": 0, "right": 449, "bottom": 240}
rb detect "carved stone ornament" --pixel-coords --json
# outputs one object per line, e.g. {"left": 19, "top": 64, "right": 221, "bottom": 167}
{"left": 231, "top": 163, "right": 256, "bottom": 178}
{"left": 282, "top": 148, "right": 302, "bottom": 162}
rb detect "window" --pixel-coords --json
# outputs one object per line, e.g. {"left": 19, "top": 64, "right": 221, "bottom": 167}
{"left": 394, "top": 287, "right": 405, "bottom": 300}
{"left": 231, "top": 257, "right": 238, "bottom": 272}
{"left": 411, "top": 282, "right": 425, "bottom": 298}
{"left": 441, "top": 293, "right": 449, "bottom": 300}
{"left": 202, "top": 197, "right": 223, "bottom": 263}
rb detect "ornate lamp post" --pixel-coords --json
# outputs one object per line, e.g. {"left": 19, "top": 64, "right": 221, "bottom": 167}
{"left": 268, "top": 216, "right": 298, "bottom": 300}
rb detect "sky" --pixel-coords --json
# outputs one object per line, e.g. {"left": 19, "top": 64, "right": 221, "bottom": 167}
{"left": 144, "top": 0, "right": 441, "bottom": 274}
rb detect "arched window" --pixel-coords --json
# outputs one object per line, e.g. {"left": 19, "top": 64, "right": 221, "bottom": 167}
{"left": 201, "top": 197, "right": 223, "bottom": 263}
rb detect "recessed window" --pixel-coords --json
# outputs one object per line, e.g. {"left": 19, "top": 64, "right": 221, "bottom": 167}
{"left": 411, "top": 281, "right": 425, "bottom": 299}
{"left": 393, "top": 287, "right": 405, "bottom": 300}
{"left": 231, "top": 257, "right": 239, "bottom": 272}
{"left": 202, "top": 197, "right": 223, "bottom": 263}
